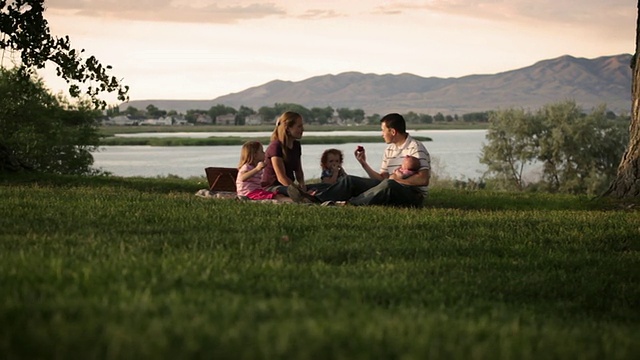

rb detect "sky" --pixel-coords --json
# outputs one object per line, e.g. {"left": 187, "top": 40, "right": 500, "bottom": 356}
{"left": 13, "top": 0, "right": 638, "bottom": 105}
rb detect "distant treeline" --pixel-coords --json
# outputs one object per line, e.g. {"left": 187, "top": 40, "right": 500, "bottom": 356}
{"left": 107, "top": 102, "right": 627, "bottom": 126}
{"left": 99, "top": 135, "right": 433, "bottom": 146}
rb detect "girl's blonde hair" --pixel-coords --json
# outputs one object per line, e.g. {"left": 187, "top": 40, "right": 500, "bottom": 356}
{"left": 271, "top": 111, "right": 302, "bottom": 159}
{"left": 238, "top": 141, "right": 263, "bottom": 168}
{"left": 320, "top": 148, "right": 344, "bottom": 170}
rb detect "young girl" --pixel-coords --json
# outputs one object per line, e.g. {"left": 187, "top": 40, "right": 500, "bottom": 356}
{"left": 236, "top": 141, "right": 292, "bottom": 202}
{"left": 320, "top": 148, "right": 347, "bottom": 185}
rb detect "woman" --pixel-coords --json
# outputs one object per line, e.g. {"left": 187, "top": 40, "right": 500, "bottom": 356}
{"left": 261, "top": 111, "right": 308, "bottom": 195}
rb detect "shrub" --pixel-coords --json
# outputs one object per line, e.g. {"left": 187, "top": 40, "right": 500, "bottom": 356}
{"left": 0, "top": 68, "right": 102, "bottom": 175}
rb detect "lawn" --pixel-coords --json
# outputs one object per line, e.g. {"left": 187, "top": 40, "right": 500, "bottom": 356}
{"left": 1, "top": 174, "right": 638, "bottom": 359}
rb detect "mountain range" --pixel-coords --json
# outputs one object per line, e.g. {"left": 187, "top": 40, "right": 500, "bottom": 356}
{"left": 121, "top": 54, "right": 633, "bottom": 116}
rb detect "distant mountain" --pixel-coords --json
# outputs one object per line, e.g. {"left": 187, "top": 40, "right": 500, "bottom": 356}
{"left": 122, "top": 54, "right": 632, "bottom": 115}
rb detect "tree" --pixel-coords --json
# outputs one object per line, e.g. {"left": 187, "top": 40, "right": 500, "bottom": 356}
{"left": 145, "top": 104, "right": 166, "bottom": 119}
{"left": 1, "top": 0, "right": 128, "bottom": 173}
{"left": 1, "top": 0, "right": 129, "bottom": 108}
{"left": 258, "top": 106, "right": 279, "bottom": 125}
{"left": 105, "top": 105, "right": 120, "bottom": 118}
{"left": 0, "top": 68, "right": 101, "bottom": 174}
{"left": 480, "top": 108, "right": 539, "bottom": 190}
{"left": 310, "top": 106, "right": 334, "bottom": 125}
{"left": 463, "top": 112, "right": 490, "bottom": 123}
{"left": 235, "top": 105, "right": 255, "bottom": 125}
{"left": 124, "top": 106, "right": 144, "bottom": 119}
{"left": 605, "top": 1, "right": 640, "bottom": 198}
{"left": 481, "top": 101, "right": 628, "bottom": 194}
{"left": 403, "top": 111, "right": 420, "bottom": 124}
{"left": 352, "top": 109, "right": 365, "bottom": 124}
{"left": 185, "top": 109, "right": 206, "bottom": 124}
{"left": 208, "top": 104, "right": 236, "bottom": 122}
{"left": 366, "top": 113, "right": 381, "bottom": 125}
{"left": 273, "top": 103, "right": 311, "bottom": 122}
{"left": 536, "top": 102, "right": 627, "bottom": 194}
{"left": 336, "top": 108, "right": 353, "bottom": 122}
{"left": 419, "top": 114, "right": 433, "bottom": 124}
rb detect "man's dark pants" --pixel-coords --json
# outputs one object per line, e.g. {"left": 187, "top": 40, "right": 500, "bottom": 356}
{"left": 315, "top": 175, "right": 424, "bottom": 207}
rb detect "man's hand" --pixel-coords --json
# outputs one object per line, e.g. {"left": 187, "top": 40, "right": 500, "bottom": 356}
{"left": 354, "top": 146, "right": 366, "bottom": 165}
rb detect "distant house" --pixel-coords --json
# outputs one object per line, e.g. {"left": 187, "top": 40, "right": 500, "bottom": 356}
{"left": 140, "top": 116, "right": 184, "bottom": 126}
{"left": 245, "top": 114, "right": 262, "bottom": 125}
{"left": 195, "top": 114, "right": 213, "bottom": 124}
{"left": 173, "top": 117, "right": 189, "bottom": 126}
{"left": 216, "top": 113, "right": 236, "bottom": 125}
{"left": 140, "top": 118, "right": 158, "bottom": 126}
{"left": 156, "top": 116, "right": 174, "bottom": 126}
{"left": 105, "top": 115, "right": 137, "bottom": 126}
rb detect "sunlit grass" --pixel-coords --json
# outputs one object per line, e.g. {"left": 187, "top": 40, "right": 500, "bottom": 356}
{"left": 1, "top": 174, "right": 638, "bottom": 359}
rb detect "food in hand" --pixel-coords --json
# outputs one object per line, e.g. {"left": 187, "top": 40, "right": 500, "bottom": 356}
{"left": 356, "top": 145, "right": 364, "bottom": 152}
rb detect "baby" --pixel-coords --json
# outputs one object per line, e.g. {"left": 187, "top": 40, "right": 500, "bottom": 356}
{"left": 393, "top": 155, "right": 420, "bottom": 179}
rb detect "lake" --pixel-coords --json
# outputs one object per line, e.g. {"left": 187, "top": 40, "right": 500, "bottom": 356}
{"left": 92, "top": 129, "right": 489, "bottom": 180}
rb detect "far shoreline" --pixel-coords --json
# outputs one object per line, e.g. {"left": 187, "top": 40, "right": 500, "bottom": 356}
{"left": 99, "top": 135, "right": 434, "bottom": 146}
{"left": 99, "top": 122, "right": 488, "bottom": 136}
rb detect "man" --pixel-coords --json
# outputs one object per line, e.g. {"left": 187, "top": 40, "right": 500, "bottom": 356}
{"left": 289, "top": 113, "right": 431, "bottom": 207}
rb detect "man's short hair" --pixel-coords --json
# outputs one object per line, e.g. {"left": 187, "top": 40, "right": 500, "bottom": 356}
{"left": 380, "top": 113, "right": 406, "bottom": 134}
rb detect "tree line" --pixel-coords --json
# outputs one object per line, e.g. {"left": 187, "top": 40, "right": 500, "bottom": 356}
{"left": 108, "top": 103, "right": 510, "bottom": 126}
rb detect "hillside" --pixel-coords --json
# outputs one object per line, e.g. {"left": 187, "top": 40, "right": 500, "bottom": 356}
{"left": 121, "top": 54, "right": 632, "bottom": 115}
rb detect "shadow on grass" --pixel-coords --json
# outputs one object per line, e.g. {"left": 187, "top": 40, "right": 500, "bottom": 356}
{"left": 0, "top": 171, "right": 204, "bottom": 195}
{"left": 427, "top": 188, "right": 637, "bottom": 212}
{"left": 3, "top": 172, "right": 637, "bottom": 212}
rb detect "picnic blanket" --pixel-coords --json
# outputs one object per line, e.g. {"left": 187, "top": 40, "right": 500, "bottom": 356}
{"left": 195, "top": 189, "right": 283, "bottom": 203}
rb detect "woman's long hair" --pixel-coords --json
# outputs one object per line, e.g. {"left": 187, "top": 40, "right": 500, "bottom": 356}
{"left": 270, "top": 111, "right": 301, "bottom": 160}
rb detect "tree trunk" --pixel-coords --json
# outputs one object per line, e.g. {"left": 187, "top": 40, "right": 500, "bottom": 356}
{"left": 605, "top": 0, "right": 640, "bottom": 197}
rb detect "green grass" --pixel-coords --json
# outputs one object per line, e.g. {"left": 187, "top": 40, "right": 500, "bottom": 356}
{"left": 99, "top": 135, "right": 432, "bottom": 146}
{"left": 1, "top": 173, "right": 639, "bottom": 359}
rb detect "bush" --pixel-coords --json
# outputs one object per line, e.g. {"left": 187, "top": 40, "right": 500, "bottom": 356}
{"left": 480, "top": 101, "right": 628, "bottom": 195}
{"left": 0, "top": 68, "right": 102, "bottom": 175}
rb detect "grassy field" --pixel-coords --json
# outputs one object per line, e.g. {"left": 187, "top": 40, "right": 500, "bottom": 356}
{"left": 1, "top": 174, "right": 639, "bottom": 359}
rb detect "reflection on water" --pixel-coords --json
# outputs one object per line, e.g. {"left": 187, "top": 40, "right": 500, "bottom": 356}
{"left": 93, "top": 130, "right": 489, "bottom": 180}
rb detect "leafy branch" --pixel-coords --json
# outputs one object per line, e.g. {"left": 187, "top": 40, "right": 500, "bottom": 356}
{"left": 0, "top": 0, "right": 129, "bottom": 108}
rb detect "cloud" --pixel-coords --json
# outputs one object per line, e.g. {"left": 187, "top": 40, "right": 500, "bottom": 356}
{"left": 371, "top": 0, "right": 634, "bottom": 35}
{"left": 46, "top": 0, "right": 287, "bottom": 24}
{"left": 48, "top": 0, "right": 633, "bottom": 32}
{"left": 297, "top": 9, "right": 343, "bottom": 20}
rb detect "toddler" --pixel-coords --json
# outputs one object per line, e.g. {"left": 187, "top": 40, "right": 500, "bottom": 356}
{"left": 320, "top": 148, "right": 347, "bottom": 184}
{"left": 393, "top": 155, "right": 420, "bottom": 179}
{"left": 236, "top": 141, "right": 292, "bottom": 202}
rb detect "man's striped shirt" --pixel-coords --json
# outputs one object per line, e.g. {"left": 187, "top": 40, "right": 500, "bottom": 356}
{"left": 380, "top": 134, "right": 431, "bottom": 195}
